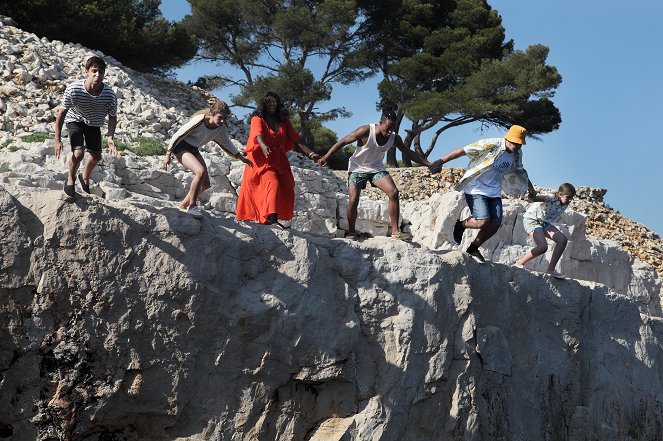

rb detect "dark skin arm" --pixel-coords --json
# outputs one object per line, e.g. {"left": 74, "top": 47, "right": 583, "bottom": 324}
{"left": 394, "top": 135, "right": 433, "bottom": 167}
{"left": 318, "top": 124, "right": 369, "bottom": 166}
{"left": 293, "top": 141, "right": 321, "bottom": 162}
{"left": 318, "top": 125, "right": 432, "bottom": 167}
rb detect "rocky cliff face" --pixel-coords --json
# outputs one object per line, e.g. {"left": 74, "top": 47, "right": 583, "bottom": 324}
{"left": 2, "top": 17, "right": 663, "bottom": 441}
{"left": 2, "top": 185, "right": 663, "bottom": 441}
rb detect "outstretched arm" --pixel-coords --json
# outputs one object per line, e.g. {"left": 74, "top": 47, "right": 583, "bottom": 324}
{"left": 318, "top": 125, "right": 369, "bottom": 166}
{"left": 429, "top": 147, "right": 467, "bottom": 173}
{"left": 293, "top": 142, "right": 321, "bottom": 162}
{"left": 53, "top": 108, "right": 68, "bottom": 159}
{"left": 394, "top": 135, "right": 432, "bottom": 167}
{"left": 106, "top": 115, "right": 119, "bottom": 157}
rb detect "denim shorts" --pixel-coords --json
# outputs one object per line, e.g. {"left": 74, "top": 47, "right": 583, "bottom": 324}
{"left": 464, "top": 193, "right": 503, "bottom": 221}
{"left": 524, "top": 219, "right": 556, "bottom": 234}
{"left": 348, "top": 171, "right": 390, "bottom": 189}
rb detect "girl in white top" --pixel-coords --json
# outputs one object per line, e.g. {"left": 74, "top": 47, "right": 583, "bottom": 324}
{"left": 515, "top": 183, "right": 576, "bottom": 279}
{"left": 162, "top": 100, "right": 252, "bottom": 218}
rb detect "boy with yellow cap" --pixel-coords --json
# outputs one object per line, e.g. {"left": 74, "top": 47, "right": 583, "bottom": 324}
{"left": 429, "top": 125, "right": 536, "bottom": 262}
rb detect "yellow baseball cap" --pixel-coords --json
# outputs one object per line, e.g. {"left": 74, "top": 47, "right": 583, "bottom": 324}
{"left": 505, "top": 125, "right": 527, "bottom": 145}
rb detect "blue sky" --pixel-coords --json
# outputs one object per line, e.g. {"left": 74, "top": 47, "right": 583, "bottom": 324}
{"left": 160, "top": 0, "right": 663, "bottom": 235}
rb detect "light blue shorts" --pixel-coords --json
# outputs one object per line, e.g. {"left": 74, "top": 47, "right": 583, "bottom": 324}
{"left": 464, "top": 193, "right": 503, "bottom": 222}
{"left": 524, "top": 219, "right": 556, "bottom": 234}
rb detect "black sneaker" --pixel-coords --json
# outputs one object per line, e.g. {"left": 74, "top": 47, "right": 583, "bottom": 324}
{"left": 453, "top": 219, "right": 465, "bottom": 244}
{"left": 63, "top": 182, "right": 75, "bottom": 198}
{"left": 466, "top": 245, "right": 485, "bottom": 263}
{"left": 78, "top": 173, "right": 90, "bottom": 194}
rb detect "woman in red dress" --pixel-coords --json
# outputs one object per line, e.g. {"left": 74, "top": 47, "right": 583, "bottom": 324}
{"left": 236, "top": 92, "right": 320, "bottom": 226}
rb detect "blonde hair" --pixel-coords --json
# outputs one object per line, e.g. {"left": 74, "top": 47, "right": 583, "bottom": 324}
{"left": 557, "top": 183, "right": 576, "bottom": 197}
{"left": 194, "top": 99, "right": 230, "bottom": 117}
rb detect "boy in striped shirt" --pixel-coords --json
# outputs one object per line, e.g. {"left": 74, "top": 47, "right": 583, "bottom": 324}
{"left": 54, "top": 55, "right": 119, "bottom": 198}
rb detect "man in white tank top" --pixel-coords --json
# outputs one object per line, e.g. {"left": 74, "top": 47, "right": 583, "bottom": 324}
{"left": 318, "top": 111, "right": 432, "bottom": 240}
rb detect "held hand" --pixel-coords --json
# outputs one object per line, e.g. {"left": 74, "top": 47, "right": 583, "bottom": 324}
{"left": 317, "top": 156, "right": 328, "bottom": 167}
{"left": 261, "top": 145, "right": 271, "bottom": 157}
{"left": 240, "top": 155, "right": 254, "bottom": 168}
{"left": 309, "top": 152, "right": 321, "bottom": 162}
{"left": 428, "top": 159, "right": 444, "bottom": 174}
{"left": 54, "top": 139, "right": 63, "bottom": 159}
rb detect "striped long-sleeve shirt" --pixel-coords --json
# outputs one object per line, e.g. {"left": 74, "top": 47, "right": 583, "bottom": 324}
{"left": 62, "top": 79, "right": 117, "bottom": 127}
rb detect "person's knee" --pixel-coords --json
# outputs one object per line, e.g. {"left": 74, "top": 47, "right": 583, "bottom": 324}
{"left": 348, "top": 192, "right": 360, "bottom": 207}
{"left": 192, "top": 167, "right": 206, "bottom": 179}
{"left": 474, "top": 219, "right": 491, "bottom": 229}
{"left": 533, "top": 243, "right": 548, "bottom": 256}
{"left": 556, "top": 234, "right": 568, "bottom": 247}
{"left": 71, "top": 150, "right": 84, "bottom": 162}
{"left": 384, "top": 186, "right": 399, "bottom": 200}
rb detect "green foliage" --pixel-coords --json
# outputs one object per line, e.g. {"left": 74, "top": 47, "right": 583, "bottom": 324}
{"left": 184, "top": 0, "right": 374, "bottom": 145}
{"left": 130, "top": 137, "right": 165, "bottom": 156}
{"left": 359, "top": 0, "right": 561, "bottom": 165}
{"left": 101, "top": 138, "right": 130, "bottom": 151}
{"left": 7, "top": 145, "right": 18, "bottom": 152}
{"left": 102, "top": 137, "right": 162, "bottom": 156}
{"left": 0, "top": 165, "right": 11, "bottom": 173}
{"left": 1, "top": 138, "right": 12, "bottom": 148}
{"left": 0, "top": 0, "right": 197, "bottom": 73}
{"left": 20, "top": 132, "right": 50, "bottom": 143}
{"left": 292, "top": 117, "right": 352, "bottom": 170}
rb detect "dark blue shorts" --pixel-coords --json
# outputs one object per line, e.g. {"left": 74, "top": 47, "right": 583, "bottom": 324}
{"left": 464, "top": 193, "right": 503, "bottom": 222}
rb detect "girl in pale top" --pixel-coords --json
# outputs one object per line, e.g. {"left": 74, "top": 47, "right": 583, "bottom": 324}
{"left": 162, "top": 100, "right": 252, "bottom": 218}
{"left": 515, "top": 183, "right": 576, "bottom": 279}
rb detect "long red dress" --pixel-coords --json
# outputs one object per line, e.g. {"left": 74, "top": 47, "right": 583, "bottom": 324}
{"left": 236, "top": 115, "right": 299, "bottom": 223}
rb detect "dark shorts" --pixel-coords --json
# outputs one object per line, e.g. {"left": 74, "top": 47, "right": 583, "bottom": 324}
{"left": 172, "top": 140, "right": 200, "bottom": 156}
{"left": 464, "top": 193, "right": 503, "bottom": 222}
{"left": 348, "top": 171, "right": 390, "bottom": 189}
{"left": 66, "top": 122, "right": 102, "bottom": 159}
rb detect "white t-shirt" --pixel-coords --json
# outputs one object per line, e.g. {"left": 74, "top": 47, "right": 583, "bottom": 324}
{"left": 462, "top": 150, "right": 515, "bottom": 197}
{"left": 347, "top": 124, "right": 394, "bottom": 173}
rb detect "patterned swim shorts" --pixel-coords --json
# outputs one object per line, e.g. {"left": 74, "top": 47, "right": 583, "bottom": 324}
{"left": 348, "top": 171, "right": 390, "bottom": 189}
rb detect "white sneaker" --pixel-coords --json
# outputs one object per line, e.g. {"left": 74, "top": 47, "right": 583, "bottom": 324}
{"left": 180, "top": 206, "right": 203, "bottom": 219}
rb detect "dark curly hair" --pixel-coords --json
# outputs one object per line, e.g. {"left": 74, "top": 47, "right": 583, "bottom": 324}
{"left": 252, "top": 92, "right": 290, "bottom": 122}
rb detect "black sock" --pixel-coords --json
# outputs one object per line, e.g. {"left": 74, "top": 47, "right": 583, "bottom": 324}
{"left": 466, "top": 243, "right": 479, "bottom": 253}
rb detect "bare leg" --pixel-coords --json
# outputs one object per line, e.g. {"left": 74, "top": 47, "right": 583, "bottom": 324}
{"left": 80, "top": 152, "right": 101, "bottom": 184}
{"left": 176, "top": 151, "right": 208, "bottom": 209}
{"left": 544, "top": 226, "right": 568, "bottom": 273}
{"left": 347, "top": 185, "right": 361, "bottom": 234}
{"left": 471, "top": 220, "right": 501, "bottom": 246}
{"left": 515, "top": 229, "right": 548, "bottom": 267}
{"left": 462, "top": 218, "right": 501, "bottom": 247}
{"left": 372, "top": 175, "right": 400, "bottom": 233}
{"left": 68, "top": 149, "right": 85, "bottom": 185}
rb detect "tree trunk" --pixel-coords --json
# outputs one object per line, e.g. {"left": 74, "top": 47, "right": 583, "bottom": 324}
{"left": 298, "top": 111, "right": 316, "bottom": 150}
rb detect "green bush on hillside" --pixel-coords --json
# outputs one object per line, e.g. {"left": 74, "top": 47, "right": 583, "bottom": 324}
{"left": 130, "top": 137, "right": 165, "bottom": 156}
{"left": 20, "top": 133, "right": 50, "bottom": 143}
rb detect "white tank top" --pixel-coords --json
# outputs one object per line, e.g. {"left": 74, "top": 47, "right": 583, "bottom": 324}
{"left": 347, "top": 124, "right": 395, "bottom": 173}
